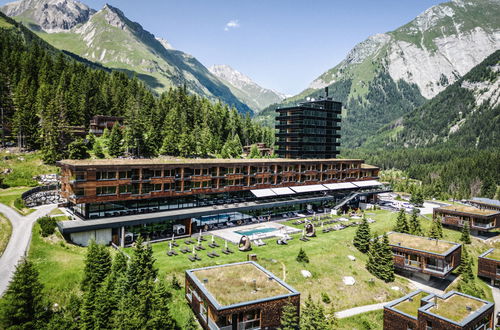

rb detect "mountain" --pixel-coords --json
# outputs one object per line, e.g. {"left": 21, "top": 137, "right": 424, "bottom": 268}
{"left": 365, "top": 50, "right": 499, "bottom": 149}
{"left": 209, "top": 65, "right": 285, "bottom": 112}
{"left": 257, "top": 0, "right": 500, "bottom": 148}
{"left": 1, "top": 0, "right": 252, "bottom": 114}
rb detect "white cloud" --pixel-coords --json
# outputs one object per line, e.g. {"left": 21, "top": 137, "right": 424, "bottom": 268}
{"left": 224, "top": 19, "right": 240, "bottom": 31}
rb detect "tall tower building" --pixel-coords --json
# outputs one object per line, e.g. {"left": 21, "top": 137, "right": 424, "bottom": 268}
{"left": 275, "top": 88, "right": 341, "bottom": 159}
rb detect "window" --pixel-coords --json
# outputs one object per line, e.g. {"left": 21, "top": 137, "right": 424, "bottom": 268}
{"left": 74, "top": 188, "right": 85, "bottom": 197}
{"left": 96, "top": 186, "right": 116, "bottom": 196}
{"left": 152, "top": 169, "right": 162, "bottom": 177}
{"left": 426, "top": 320, "right": 432, "bottom": 330}
{"left": 164, "top": 169, "right": 173, "bottom": 177}
{"left": 193, "top": 181, "right": 211, "bottom": 189}
{"left": 119, "top": 185, "right": 132, "bottom": 194}
{"left": 75, "top": 172, "right": 85, "bottom": 181}
{"left": 186, "top": 286, "right": 193, "bottom": 302}
{"left": 96, "top": 171, "right": 116, "bottom": 180}
{"left": 153, "top": 184, "right": 162, "bottom": 192}
{"left": 142, "top": 169, "right": 153, "bottom": 180}
{"left": 142, "top": 183, "right": 154, "bottom": 194}
{"left": 119, "top": 171, "right": 131, "bottom": 179}
{"left": 164, "top": 183, "right": 173, "bottom": 191}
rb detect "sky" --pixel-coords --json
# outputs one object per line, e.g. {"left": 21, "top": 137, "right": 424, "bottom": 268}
{"left": 2, "top": 0, "right": 445, "bottom": 95}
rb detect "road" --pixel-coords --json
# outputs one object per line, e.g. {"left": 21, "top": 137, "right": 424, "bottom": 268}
{"left": 0, "top": 203, "right": 56, "bottom": 296}
{"left": 489, "top": 285, "right": 500, "bottom": 326}
{"left": 335, "top": 301, "right": 388, "bottom": 319}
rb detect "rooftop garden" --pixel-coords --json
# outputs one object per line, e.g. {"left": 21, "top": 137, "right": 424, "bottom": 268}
{"left": 393, "top": 291, "right": 429, "bottom": 317}
{"left": 192, "top": 263, "right": 291, "bottom": 306}
{"left": 438, "top": 205, "right": 499, "bottom": 217}
{"left": 485, "top": 249, "right": 500, "bottom": 261}
{"left": 387, "top": 232, "right": 457, "bottom": 254}
{"left": 428, "top": 293, "right": 485, "bottom": 323}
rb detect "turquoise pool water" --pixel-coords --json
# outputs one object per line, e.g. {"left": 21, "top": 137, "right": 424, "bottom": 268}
{"left": 235, "top": 227, "right": 278, "bottom": 236}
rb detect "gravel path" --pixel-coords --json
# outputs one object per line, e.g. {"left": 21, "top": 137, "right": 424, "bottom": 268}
{"left": 335, "top": 301, "right": 388, "bottom": 318}
{"left": 0, "top": 203, "right": 56, "bottom": 296}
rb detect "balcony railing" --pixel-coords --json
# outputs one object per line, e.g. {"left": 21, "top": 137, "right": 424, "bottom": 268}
{"left": 472, "top": 222, "right": 494, "bottom": 229}
{"left": 207, "top": 318, "right": 259, "bottom": 330}
{"left": 424, "top": 264, "right": 451, "bottom": 274}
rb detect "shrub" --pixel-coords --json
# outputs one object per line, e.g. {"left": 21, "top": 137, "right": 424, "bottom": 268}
{"left": 296, "top": 248, "right": 309, "bottom": 263}
{"left": 38, "top": 216, "right": 57, "bottom": 237}
{"left": 321, "top": 292, "right": 331, "bottom": 304}
{"left": 14, "top": 197, "right": 26, "bottom": 210}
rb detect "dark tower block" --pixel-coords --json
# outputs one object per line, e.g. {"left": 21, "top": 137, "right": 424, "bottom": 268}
{"left": 275, "top": 88, "right": 341, "bottom": 159}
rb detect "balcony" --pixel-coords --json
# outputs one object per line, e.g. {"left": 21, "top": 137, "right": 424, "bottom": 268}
{"left": 207, "top": 318, "right": 260, "bottom": 330}
{"left": 424, "top": 264, "right": 451, "bottom": 274}
{"left": 472, "top": 222, "right": 494, "bottom": 229}
{"left": 404, "top": 260, "right": 421, "bottom": 268}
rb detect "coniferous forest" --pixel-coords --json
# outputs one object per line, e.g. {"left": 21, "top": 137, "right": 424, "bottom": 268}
{"left": 0, "top": 15, "right": 273, "bottom": 163}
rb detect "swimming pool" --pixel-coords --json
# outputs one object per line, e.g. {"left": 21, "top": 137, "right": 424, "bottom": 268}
{"left": 235, "top": 227, "right": 278, "bottom": 236}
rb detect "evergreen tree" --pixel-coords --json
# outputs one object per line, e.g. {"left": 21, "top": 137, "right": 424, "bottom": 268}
{"left": 81, "top": 240, "right": 112, "bottom": 292}
{"left": 126, "top": 236, "right": 158, "bottom": 293}
{"left": 92, "top": 142, "right": 105, "bottom": 159}
{"left": 353, "top": 216, "right": 371, "bottom": 253}
{"left": 394, "top": 208, "right": 410, "bottom": 233}
{"left": 80, "top": 288, "right": 98, "bottom": 330}
{"left": 366, "top": 236, "right": 380, "bottom": 276}
{"left": 146, "top": 281, "right": 178, "bottom": 329}
{"left": 460, "top": 220, "right": 471, "bottom": 244}
{"left": 279, "top": 300, "right": 299, "bottom": 330}
{"left": 248, "top": 144, "right": 261, "bottom": 158}
{"left": 296, "top": 248, "right": 309, "bottom": 263}
{"left": 410, "top": 190, "right": 424, "bottom": 207}
{"left": 409, "top": 208, "right": 423, "bottom": 236}
{"left": 429, "top": 218, "right": 444, "bottom": 239}
{"left": 0, "top": 259, "right": 49, "bottom": 329}
{"left": 108, "top": 122, "right": 123, "bottom": 157}
{"left": 457, "top": 246, "right": 484, "bottom": 298}
{"left": 379, "top": 234, "right": 395, "bottom": 282}
{"left": 67, "top": 138, "right": 89, "bottom": 159}
{"left": 300, "top": 295, "right": 327, "bottom": 330}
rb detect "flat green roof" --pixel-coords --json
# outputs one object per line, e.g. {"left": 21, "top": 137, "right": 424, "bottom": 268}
{"left": 387, "top": 232, "right": 458, "bottom": 254}
{"left": 437, "top": 205, "right": 499, "bottom": 217}
{"left": 392, "top": 291, "right": 428, "bottom": 317}
{"left": 428, "top": 293, "right": 485, "bottom": 323}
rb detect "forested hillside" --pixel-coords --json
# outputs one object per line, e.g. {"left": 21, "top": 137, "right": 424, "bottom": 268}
{"left": 0, "top": 13, "right": 272, "bottom": 163}
{"left": 363, "top": 50, "right": 500, "bottom": 149}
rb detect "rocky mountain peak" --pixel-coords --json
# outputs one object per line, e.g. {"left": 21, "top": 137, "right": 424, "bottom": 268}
{"left": 98, "top": 3, "right": 127, "bottom": 29}
{"left": 156, "top": 37, "right": 174, "bottom": 50}
{"left": 0, "top": 0, "right": 95, "bottom": 32}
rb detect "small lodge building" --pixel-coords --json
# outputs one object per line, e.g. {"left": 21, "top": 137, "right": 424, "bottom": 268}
{"left": 469, "top": 197, "right": 500, "bottom": 212}
{"left": 386, "top": 232, "right": 461, "bottom": 280}
{"left": 478, "top": 248, "right": 500, "bottom": 287}
{"left": 433, "top": 204, "right": 500, "bottom": 234}
{"left": 185, "top": 261, "right": 300, "bottom": 330}
{"left": 384, "top": 289, "right": 494, "bottom": 330}
{"left": 89, "top": 115, "right": 124, "bottom": 136}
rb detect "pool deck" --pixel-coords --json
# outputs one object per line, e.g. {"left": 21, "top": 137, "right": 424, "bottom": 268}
{"left": 211, "top": 222, "right": 301, "bottom": 244}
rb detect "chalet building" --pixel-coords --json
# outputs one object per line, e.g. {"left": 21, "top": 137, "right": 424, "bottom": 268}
{"left": 433, "top": 205, "right": 500, "bottom": 234}
{"left": 469, "top": 197, "right": 500, "bottom": 212}
{"left": 384, "top": 289, "right": 494, "bottom": 330}
{"left": 242, "top": 143, "right": 273, "bottom": 157}
{"left": 386, "top": 232, "right": 461, "bottom": 280}
{"left": 275, "top": 88, "right": 341, "bottom": 159}
{"left": 478, "top": 248, "right": 500, "bottom": 287}
{"left": 185, "top": 261, "right": 300, "bottom": 330}
{"left": 89, "top": 115, "right": 124, "bottom": 136}
{"left": 56, "top": 158, "right": 387, "bottom": 246}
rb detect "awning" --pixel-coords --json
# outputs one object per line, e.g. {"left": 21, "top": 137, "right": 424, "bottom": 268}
{"left": 323, "top": 182, "right": 358, "bottom": 190}
{"left": 271, "top": 187, "right": 296, "bottom": 195}
{"left": 250, "top": 189, "right": 277, "bottom": 198}
{"left": 290, "top": 184, "right": 329, "bottom": 193}
{"left": 352, "top": 180, "right": 382, "bottom": 188}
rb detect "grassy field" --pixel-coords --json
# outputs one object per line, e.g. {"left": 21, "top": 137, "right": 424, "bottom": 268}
{"left": 19, "top": 208, "right": 500, "bottom": 328}
{"left": 0, "top": 186, "right": 34, "bottom": 215}
{"left": 0, "top": 213, "right": 12, "bottom": 256}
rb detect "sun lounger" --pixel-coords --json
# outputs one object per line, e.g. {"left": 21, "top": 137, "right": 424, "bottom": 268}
{"left": 188, "top": 255, "right": 196, "bottom": 262}
{"left": 180, "top": 247, "right": 190, "bottom": 254}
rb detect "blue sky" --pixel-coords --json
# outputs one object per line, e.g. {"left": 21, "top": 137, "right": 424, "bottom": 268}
{"left": 2, "top": 0, "right": 444, "bottom": 95}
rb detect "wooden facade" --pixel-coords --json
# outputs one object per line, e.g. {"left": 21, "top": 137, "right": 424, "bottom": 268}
{"left": 384, "top": 290, "right": 494, "bottom": 330}
{"left": 185, "top": 262, "right": 300, "bottom": 330}
{"left": 433, "top": 205, "right": 500, "bottom": 233}
{"left": 478, "top": 248, "right": 500, "bottom": 286}
{"left": 57, "top": 158, "right": 379, "bottom": 206}
{"left": 388, "top": 232, "right": 461, "bottom": 279}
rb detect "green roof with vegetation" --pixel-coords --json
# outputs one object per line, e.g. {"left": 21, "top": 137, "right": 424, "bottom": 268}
{"left": 191, "top": 262, "right": 292, "bottom": 306}
{"left": 387, "top": 232, "right": 457, "bottom": 254}
{"left": 392, "top": 291, "right": 428, "bottom": 317}
{"left": 428, "top": 293, "right": 485, "bottom": 323}
{"left": 485, "top": 249, "right": 500, "bottom": 261}
{"left": 437, "top": 205, "right": 499, "bottom": 217}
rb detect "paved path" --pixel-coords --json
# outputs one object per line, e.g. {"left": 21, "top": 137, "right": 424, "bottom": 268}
{"left": 489, "top": 285, "right": 500, "bottom": 326}
{"left": 0, "top": 203, "right": 56, "bottom": 296}
{"left": 335, "top": 301, "right": 388, "bottom": 319}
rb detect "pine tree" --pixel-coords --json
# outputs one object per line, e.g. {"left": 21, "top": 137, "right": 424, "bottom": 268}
{"left": 126, "top": 236, "right": 158, "bottom": 293}
{"left": 409, "top": 208, "right": 423, "bottom": 236}
{"left": 394, "top": 208, "right": 409, "bottom": 233}
{"left": 0, "top": 258, "right": 49, "bottom": 329}
{"left": 249, "top": 144, "right": 261, "bottom": 158}
{"left": 366, "top": 236, "right": 379, "bottom": 276}
{"left": 146, "top": 281, "right": 178, "bottom": 329}
{"left": 81, "top": 240, "right": 112, "bottom": 292}
{"left": 108, "top": 122, "right": 123, "bottom": 157}
{"left": 92, "top": 141, "right": 105, "bottom": 159}
{"left": 67, "top": 138, "right": 89, "bottom": 159}
{"left": 183, "top": 311, "right": 198, "bottom": 330}
{"left": 300, "top": 295, "right": 327, "bottom": 330}
{"left": 379, "top": 234, "right": 395, "bottom": 282}
{"left": 353, "top": 216, "right": 371, "bottom": 253}
{"left": 457, "top": 246, "right": 485, "bottom": 298}
{"left": 279, "top": 300, "right": 299, "bottom": 330}
{"left": 460, "top": 220, "right": 471, "bottom": 244}
{"left": 429, "top": 218, "right": 444, "bottom": 239}
{"left": 296, "top": 248, "right": 309, "bottom": 263}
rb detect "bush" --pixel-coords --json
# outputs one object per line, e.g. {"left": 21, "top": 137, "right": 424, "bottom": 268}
{"left": 38, "top": 216, "right": 57, "bottom": 237}
{"left": 296, "top": 248, "right": 309, "bottom": 263}
{"left": 14, "top": 197, "right": 25, "bottom": 210}
{"left": 321, "top": 292, "right": 331, "bottom": 304}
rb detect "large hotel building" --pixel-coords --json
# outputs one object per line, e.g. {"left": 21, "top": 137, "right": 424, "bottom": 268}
{"left": 57, "top": 92, "right": 389, "bottom": 246}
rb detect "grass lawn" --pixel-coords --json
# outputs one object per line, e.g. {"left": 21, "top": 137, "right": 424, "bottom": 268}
{"left": 0, "top": 213, "right": 12, "bottom": 256}
{"left": 393, "top": 291, "right": 428, "bottom": 317}
{"left": 0, "top": 186, "right": 34, "bottom": 215}
{"left": 28, "top": 222, "right": 87, "bottom": 306}
{"left": 0, "top": 151, "right": 59, "bottom": 187}
{"left": 336, "top": 310, "right": 383, "bottom": 329}
{"left": 19, "top": 208, "right": 499, "bottom": 328}
{"left": 429, "top": 293, "right": 485, "bottom": 323}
